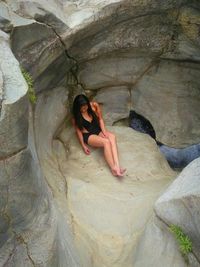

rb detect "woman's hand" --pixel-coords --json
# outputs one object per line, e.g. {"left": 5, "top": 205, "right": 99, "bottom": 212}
{"left": 83, "top": 145, "right": 90, "bottom": 155}
{"left": 102, "top": 131, "right": 109, "bottom": 138}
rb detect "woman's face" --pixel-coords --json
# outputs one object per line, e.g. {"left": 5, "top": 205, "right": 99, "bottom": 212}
{"left": 80, "top": 104, "right": 88, "bottom": 113}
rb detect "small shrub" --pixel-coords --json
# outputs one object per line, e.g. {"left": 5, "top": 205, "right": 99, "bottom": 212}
{"left": 21, "top": 67, "right": 37, "bottom": 104}
{"left": 169, "top": 224, "right": 192, "bottom": 259}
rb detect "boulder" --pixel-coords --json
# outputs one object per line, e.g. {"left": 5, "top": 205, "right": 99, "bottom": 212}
{"left": 155, "top": 157, "right": 200, "bottom": 262}
{"left": 0, "top": 30, "right": 28, "bottom": 158}
{"left": 132, "top": 60, "right": 200, "bottom": 147}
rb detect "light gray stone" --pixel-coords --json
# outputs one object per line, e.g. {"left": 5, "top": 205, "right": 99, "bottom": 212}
{"left": 0, "top": 30, "right": 27, "bottom": 104}
{"left": 155, "top": 157, "right": 200, "bottom": 262}
{"left": 94, "top": 86, "right": 130, "bottom": 125}
{"left": 11, "top": 22, "right": 72, "bottom": 93}
{"left": 32, "top": 86, "right": 81, "bottom": 266}
{"left": 131, "top": 60, "right": 200, "bottom": 147}
{"left": 0, "top": 121, "right": 81, "bottom": 267}
{"left": 0, "top": 2, "right": 12, "bottom": 33}
{"left": 0, "top": 30, "right": 28, "bottom": 157}
{"left": 64, "top": 0, "right": 185, "bottom": 61}
{"left": 132, "top": 216, "right": 187, "bottom": 267}
{"left": 0, "top": 148, "right": 54, "bottom": 266}
{"left": 6, "top": 0, "right": 69, "bottom": 34}
{"left": 188, "top": 253, "right": 200, "bottom": 267}
{"left": 0, "top": 96, "right": 28, "bottom": 158}
{"left": 78, "top": 52, "right": 153, "bottom": 89}
{"left": 0, "top": 1, "right": 35, "bottom": 30}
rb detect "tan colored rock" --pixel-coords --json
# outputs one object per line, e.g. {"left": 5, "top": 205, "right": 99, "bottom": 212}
{"left": 178, "top": 6, "right": 200, "bottom": 46}
{"left": 59, "top": 126, "right": 176, "bottom": 267}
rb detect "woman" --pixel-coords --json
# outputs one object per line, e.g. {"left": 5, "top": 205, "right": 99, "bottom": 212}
{"left": 72, "top": 94, "right": 126, "bottom": 177}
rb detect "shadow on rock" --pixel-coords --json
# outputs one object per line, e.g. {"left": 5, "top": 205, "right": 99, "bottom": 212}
{"left": 129, "top": 110, "right": 200, "bottom": 169}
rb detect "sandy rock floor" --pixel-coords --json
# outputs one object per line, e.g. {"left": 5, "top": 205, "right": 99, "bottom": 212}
{"left": 58, "top": 126, "right": 177, "bottom": 267}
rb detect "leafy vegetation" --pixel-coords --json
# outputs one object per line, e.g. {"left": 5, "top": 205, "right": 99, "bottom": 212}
{"left": 21, "top": 67, "right": 37, "bottom": 104}
{"left": 169, "top": 224, "right": 192, "bottom": 260}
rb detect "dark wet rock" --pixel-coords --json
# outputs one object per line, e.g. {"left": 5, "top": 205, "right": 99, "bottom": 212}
{"left": 159, "top": 143, "right": 200, "bottom": 169}
{"left": 129, "top": 110, "right": 156, "bottom": 140}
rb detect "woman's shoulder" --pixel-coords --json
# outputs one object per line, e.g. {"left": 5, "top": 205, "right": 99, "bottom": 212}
{"left": 90, "top": 101, "right": 99, "bottom": 109}
{"left": 90, "top": 101, "right": 102, "bottom": 118}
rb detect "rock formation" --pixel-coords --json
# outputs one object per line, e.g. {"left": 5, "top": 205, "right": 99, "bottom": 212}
{"left": 0, "top": 0, "right": 200, "bottom": 266}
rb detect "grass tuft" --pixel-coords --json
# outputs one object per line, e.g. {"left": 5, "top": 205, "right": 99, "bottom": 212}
{"left": 21, "top": 67, "right": 37, "bottom": 104}
{"left": 169, "top": 224, "right": 192, "bottom": 260}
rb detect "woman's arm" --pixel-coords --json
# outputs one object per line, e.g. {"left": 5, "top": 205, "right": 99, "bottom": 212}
{"left": 92, "top": 102, "right": 108, "bottom": 137}
{"left": 72, "top": 118, "right": 90, "bottom": 154}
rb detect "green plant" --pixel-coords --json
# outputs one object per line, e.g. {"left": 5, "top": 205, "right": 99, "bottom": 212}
{"left": 21, "top": 67, "right": 37, "bottom": 104}
{"left": 169, "top": 224, "right": 192, "bottom": 258}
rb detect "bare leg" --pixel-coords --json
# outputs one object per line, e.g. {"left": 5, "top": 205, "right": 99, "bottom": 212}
{"left": 99, "top": 132, "right": 126, "bottom": 175}
{"left": 88, "top": 135, "right": 121, "bottom": 176}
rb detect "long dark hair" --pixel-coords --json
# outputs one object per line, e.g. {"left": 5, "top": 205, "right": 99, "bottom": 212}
{"left": 72, "top": 94, "right": 99, "bottom": 130}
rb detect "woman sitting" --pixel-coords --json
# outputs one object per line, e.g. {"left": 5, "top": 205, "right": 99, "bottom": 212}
{"left": 72, "top": 94, "right": 126, "bottom": 177}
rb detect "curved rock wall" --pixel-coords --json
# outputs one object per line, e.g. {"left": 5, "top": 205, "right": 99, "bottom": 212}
{"left": 0, "top": 0, "right": 200, "bottom": 266}
{"left": 0, "top": 27, "right": 80, "bottom": 266}
{"left": 2, "top": 0, "right": 200, "bottom": 146}
{"left": 64, "top": 0, "right": 200, "bottom": 147}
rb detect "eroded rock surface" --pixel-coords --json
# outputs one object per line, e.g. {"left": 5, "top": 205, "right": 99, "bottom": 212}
{"left": 0, "top": 0, "right": 200, "bottom": 266}
{"left": 58, "top": 126, "right": 176, "bottom": 267}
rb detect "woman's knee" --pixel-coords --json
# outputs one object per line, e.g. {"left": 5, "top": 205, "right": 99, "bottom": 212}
{"left": 108, "top": 132, "right": 116, "bottom": 142}
{"left": 102, "top": 138, "right": 110, "bottom": 147}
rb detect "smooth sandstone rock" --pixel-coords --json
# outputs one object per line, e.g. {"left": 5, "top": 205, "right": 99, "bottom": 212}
{"left": 59, "top": 126, "right": 176, "bottom": 267}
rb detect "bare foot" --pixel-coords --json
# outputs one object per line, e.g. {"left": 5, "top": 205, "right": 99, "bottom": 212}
{"left": 120, "top": 168, "right": 126, "bottom": 175}
{"left": 111, "top": 168, "right": 119, "bottom": 177}
{"left": 111, "top": 167, "right": 124, "bottom": 177}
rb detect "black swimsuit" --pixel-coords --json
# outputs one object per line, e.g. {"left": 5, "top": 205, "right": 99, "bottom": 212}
{"left": 82, "top": 115, "right": 101, "bottom": 144}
